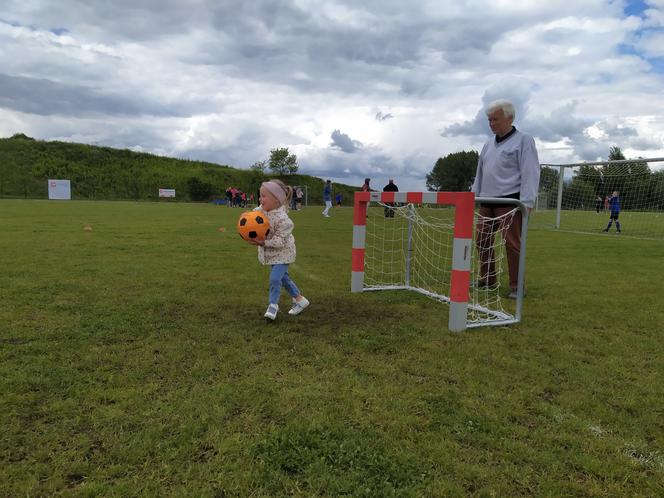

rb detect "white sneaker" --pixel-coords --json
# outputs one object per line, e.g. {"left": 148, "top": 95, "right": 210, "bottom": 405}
{"left": 264, "top": 303, "right": 279, "bottom": 320}
{"left": 288, "top": 297, "right": 310, "bottom": 315}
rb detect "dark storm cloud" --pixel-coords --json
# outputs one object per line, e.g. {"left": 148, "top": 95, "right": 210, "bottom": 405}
{"left": 183, "top": 1, "right": 505, "bottom": 97}
{"left": 0, "top": 73, "right": 197, "bottom": 117}
{"left": 3, "top": 1, "right": 534, "bottom": 104}
{"left": 330, "top": 129, "right": 363, "bottom": 153}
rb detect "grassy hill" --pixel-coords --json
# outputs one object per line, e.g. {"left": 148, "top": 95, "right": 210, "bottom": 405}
{"left": 0, "top": 134, "right": 357, "bottom": 204}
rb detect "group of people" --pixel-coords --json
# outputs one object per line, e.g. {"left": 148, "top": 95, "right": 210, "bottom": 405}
{"left": 225, "top": 187, "right": 252, "bottom": 208}
{"left": 289, "top": 186, "right": 305, "bottom": 211}
{"left": 225, "top": 185, "right": 307, "bottom": 212}
{"left": 321, "top": 177, "right": 399, "bottom": 218}
{"left": 251, "top": 98, "right": 606, "bottom": 322}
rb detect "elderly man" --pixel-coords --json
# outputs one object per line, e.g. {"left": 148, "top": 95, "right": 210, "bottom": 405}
{"left": 471, "top": 99, "right": 540, "bottom": 299}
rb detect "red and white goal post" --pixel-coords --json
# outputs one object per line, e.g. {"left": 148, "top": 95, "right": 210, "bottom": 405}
{"left": 351, "top": 191, "right": 529, "bottom": 332}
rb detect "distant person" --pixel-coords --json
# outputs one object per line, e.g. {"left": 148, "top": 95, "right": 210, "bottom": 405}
{"left": 471, "top": 99, "right": 541, "bottom": 300}
{"left": 362, "top": 178, "right": 371, "bottom": 192}
{"left": 322, "top": 180, "right": 332, "bottom": 217}
{"left": 604, "top": 195, "right": 610, "bottom": 211}
{"left": 225, "top": 187, "right": 233, "bottom": 207}
{"left": 335, "top": 193, "right": 342, "bottom": 206}
{"left": 249, "top": 180, "right": 309, "bottom": 321}
{"left": 295, "top": 187, "right": 304, "bottom": 210}
{"left": 595, "top": 194, "right": 603, "bottom": 214}
{"left": 382, "top": 178, "right": 399, "bottom": 217}
{"left": 602, "top": 191, "right": 621, "bottom": 233}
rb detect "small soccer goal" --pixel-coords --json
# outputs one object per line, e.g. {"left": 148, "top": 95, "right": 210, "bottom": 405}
{"left": 351, "top": 191, "right": 529, "bottom": 332}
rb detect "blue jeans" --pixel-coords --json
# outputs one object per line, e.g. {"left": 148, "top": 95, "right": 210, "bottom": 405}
{"left": 269, "top": 264, "right": 300, "bottom": 305}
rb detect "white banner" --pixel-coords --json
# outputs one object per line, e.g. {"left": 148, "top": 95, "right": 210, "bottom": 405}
{"left": 48, "top": 179, "right": 71, "bottom": 200}
{"left": 159, "top": 188, "right": 176, "bottom": 198}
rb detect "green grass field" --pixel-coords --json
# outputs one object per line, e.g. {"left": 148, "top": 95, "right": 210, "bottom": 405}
{"left": 2, "top": 199, "right": 663, "bottom": 497}
{"left": 531, "top": 208, "right": 664, "bottom": 240}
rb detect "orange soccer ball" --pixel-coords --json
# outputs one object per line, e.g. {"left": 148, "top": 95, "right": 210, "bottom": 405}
{"left": 237, "top": 211, "right": 271, "bottom": 242}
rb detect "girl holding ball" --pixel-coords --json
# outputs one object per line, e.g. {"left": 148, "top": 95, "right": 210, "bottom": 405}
{"left": 249, "top": 180, "right": 310, "bottom": 320}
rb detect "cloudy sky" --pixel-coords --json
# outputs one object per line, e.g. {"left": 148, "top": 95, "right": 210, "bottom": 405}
{"left": 1, "top": 0, "right": 663, "bottom": 190}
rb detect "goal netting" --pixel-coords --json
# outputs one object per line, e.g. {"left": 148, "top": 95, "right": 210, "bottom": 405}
{"left": 352, "top": 191, "right": 526, "bottom": 331}
{"left": 533, "top": 157, "right": 664, "bottom": 240}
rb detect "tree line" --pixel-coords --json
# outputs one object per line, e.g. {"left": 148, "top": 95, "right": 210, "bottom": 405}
{"left": 425, "top": 145, "right": 664, "bottom": 211}
{"left": 542, "top": 146, "right": 664, "bottom": 211}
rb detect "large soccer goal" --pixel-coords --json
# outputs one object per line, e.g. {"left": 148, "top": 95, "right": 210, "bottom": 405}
{"left": 351, "top": 191, "right": 529, "bottom": 331}
{"left": 533, "top": 157, "right": 664, "bottom": 240}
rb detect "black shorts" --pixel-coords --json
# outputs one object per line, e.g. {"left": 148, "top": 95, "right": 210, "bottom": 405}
{"left": 610, "top": 211, "right": 619, "bottom": 220}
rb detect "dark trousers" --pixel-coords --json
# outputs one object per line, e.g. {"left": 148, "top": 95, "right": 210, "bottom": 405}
{"left": 476, "top": 205, "right": 523, "bottom": 289}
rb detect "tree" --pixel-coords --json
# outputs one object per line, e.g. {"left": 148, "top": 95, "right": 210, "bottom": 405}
{"left": 11, "top": 133, "right": 35, "bottom": 141}
{"left": 538, "top": 166, "right": 560, "bottom": 209}
{"left": 608, "top": 146, "right": 625, "bottom": 161}
{"left": 187, "top": 176, "right": 215, "bottom": 201}
{"left": 250, "top": 160, "right": 267, "bottom": 173}
{"left": 603, "top": 146, "right": 628, "bottom": 200}
{"left": 562, "top": 178, "right": 595, "bottom": 209}
{"left": 539, "top": 166, "right": 559, "bottom": 191}
{"left": 268, "top": 147, "right": 298, "bottom": 175}
{"left": 576, "top": 164, "right": 603, "bottom": 195}
{"left": 426, "top": 150, "right": 478, "bottom": 191}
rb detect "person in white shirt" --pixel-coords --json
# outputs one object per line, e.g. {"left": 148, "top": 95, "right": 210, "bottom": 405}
{"left": 471, "top": 99, "right": 540, "bottom": 299}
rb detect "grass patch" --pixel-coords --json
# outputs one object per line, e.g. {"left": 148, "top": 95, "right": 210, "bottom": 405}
{"left": 1, "top": 199, "right": 663, "bottom": 496}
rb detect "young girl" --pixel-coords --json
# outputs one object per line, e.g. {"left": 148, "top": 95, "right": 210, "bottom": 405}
{"left": 249, "top": 180, "right": 310, "bottom": 320}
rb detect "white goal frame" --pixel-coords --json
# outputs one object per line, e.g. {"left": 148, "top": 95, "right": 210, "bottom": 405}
{"left": 539, "top": 157, "right": 664, "bottom": 234}
{"left": 351, "top": 191, "right": 529, "bottom": 332}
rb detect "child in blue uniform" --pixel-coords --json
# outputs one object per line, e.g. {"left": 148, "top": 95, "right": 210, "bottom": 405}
{"left": 602, "top": 191, "right": 621, "bottom": 233}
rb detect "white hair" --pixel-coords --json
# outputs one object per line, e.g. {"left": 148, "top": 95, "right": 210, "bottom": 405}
{"left": 486, "top": 99, "right": 515, "bottom": 120}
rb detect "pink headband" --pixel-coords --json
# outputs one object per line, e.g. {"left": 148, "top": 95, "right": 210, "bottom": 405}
{"left": 262, "top": 181, "right": 287, "bottom": 205}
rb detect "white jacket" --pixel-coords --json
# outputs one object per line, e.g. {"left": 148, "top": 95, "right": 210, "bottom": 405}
{"left": 255, "top": 205, "right": 296, "bottom": 265}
